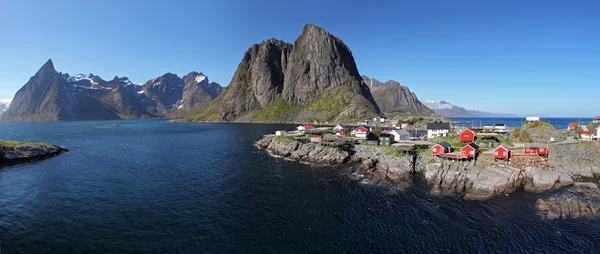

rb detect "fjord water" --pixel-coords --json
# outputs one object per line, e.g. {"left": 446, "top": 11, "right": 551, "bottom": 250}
{"left": 1, "top": 120, "right": 599, "bottom": 253}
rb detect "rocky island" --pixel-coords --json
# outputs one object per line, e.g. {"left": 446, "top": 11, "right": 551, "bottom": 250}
{"left": 0, "top": 141, "right": 68, "bottom": 166}
{"left": 256, "top": 134, "right": 600, "bottom": 220}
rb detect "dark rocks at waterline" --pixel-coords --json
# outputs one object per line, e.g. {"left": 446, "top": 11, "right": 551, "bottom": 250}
{"left": 537, "top": 194, "right": 599, "bottom": 219}
{"left": 0, "top": 142, "right": 68, "bottom": 166}
{"left": 256, "top": 136, "right": 600, "bottom": 203}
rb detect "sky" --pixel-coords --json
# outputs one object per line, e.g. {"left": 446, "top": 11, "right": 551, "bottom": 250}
{"left": 0, "top": 0, "right": 598, "bottom": 116}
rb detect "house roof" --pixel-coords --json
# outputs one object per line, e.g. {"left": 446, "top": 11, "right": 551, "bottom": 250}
{"left": 524, "top": 143, "right": 547, "bottom": 148}
{"left": 393, "top": 129, "right": 411, "bottom": 136}
{"left": 427, "top": 123, "right": 450, "bottom": 130}
{"left": 464, "top": 142, "right": 479, "bottom": 150}
{"left": 366, "top": 133, "right": 379, "bottom": 141}
{"left": 569, "top": 122, "right": 578, "bottom": 127}
{"left": 437, "top": 142, "right": 452, "bottom": 148}
{"left": 595, "top": 116, "right": 600, "bottom": 119}
{"left": 304, "top": 125, "right": 315, "bottom": 129}
{"left": 494, "top": 144, "right": 512, "bottom": 151}
{"left": 311, "top": 135, "right": 323, "bottom": 138}
{"left": 379, "top": 133, "right": 393, "bottom": 138}
{"left": 460, "top": 129, "right": 474, "bottom": 135}
{"left": 355, "top": 127, "right": 368, "bottom": 132}
{"left": 581, "top": 130, "right": 595, "bottom": 135}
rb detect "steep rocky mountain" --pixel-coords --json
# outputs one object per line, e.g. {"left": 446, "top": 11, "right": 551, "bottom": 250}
{"left": 1, "top": 60, "right": 222, "bottom": 122}
{"left": 362, "top": 75, "right": 436, "bottom": 117}
{"left": 423, "top": 100, "right": 518, "bottom": 117}
{"left": 193, "top": 24, "right": 381, "bottom": 123}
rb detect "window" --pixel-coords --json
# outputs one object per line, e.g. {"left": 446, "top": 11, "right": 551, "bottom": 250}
{"left": 494, "top": 151, "right": 498, "bottom": 156}
{"left": 503, "top": 152, "right": 507, "bottom": 156}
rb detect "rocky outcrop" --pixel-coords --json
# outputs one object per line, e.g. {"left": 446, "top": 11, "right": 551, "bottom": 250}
{"left": 537, "top": 193, "right": 599, "bottom": 219}
{"left": 0, "top": 59, "right": 222, "bottom": 122}
{"left": 0, "top": 142, "right": 68, "bottom": 166}
{"left": 257, "top": 136, "right": 600, "bottom": 204}
{"left": 362, "top": 75, "right": 436, "bottom": 117}
{"left": 257, "top": 135, "right": 350, "bottom": 164}
{"left": 195, "top": 24, "right": 381, "bottom": 123}
{"left": 524, "top": 167, "right": 574, "bottom": 191}
{"left": 424, "top": 161, "right": 525, "bottom": 200}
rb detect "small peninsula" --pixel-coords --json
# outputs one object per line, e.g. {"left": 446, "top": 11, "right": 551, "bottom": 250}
{"left": 256, "top": 121, "right": 600, "bottom": 220}
{"left": 0, "top": 141, "right": 68, "bottom": 166}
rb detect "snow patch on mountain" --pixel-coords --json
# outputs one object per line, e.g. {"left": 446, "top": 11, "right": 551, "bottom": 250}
{"left": 195, "top": 75, "right": 206, "bottom": 83}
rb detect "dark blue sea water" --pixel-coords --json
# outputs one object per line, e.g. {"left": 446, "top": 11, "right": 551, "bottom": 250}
{"left": 1, "top": 119, "right": 599, "bottom": 253}
{"left": 450, "top": 117, "right": 593, "bottom": 129}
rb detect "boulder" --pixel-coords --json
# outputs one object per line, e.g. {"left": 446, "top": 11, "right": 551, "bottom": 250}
{"left": 537, "top": 194, "right": 599, "bottom": 219}
{"left": 525, "top": 167, "right": 574, "bottom": 191}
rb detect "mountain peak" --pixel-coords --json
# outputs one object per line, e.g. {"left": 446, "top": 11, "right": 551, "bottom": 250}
{"left": 37, "top": 58, "right": 57, "bottom": 75}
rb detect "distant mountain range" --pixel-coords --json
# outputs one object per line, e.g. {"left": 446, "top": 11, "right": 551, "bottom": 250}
{"left": 422, "top": 100, "right": 517, "bottom": 117}
{"left": 0, "top": 60, "right": 222, "bottom": 122}
{"left": 2, "top": 24, "right": 437, "bottom": 123}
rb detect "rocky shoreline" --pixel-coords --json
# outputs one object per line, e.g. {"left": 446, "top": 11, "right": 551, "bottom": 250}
{"left": 256, "top": 135, "right": 600, "bottom": 219}
{"left": 0, "top": 141, "right": 69, "bottom": 167}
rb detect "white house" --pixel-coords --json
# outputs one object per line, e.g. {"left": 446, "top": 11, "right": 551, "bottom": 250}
{"left": 333, "top": 124, "right": 344, "bottom": 131}
{"left": 354, "top": 126, "right": 368, "bottom": 138}
{"left": 526, "top": 116, "right": 540, "bottom": 123}
{"left": 596, "top": 127, "right": 600, "bottom": 140}
{"left": 275, "top": 130, "right": 287, "bottom": 136}
{"left": 390, "top": 129, "right": 411, "bottom": 142}
{"left": 594, "top": 116, "right": 600, "bottom": 124}
{"left": 580, "top": 130, "right": 594, "bottom": 140}
{"left": 427, "top": 122, "right": 450, "bottom": 139}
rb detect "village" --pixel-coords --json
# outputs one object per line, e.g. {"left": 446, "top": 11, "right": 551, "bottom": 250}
{"left": 271, "top": 115, "right": 600, "bottom": 169}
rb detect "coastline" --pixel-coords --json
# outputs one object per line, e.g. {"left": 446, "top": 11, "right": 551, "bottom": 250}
{"left": 255, "top": 135, "right": 600, "bottom": 219}
{"left": 0, "top": 141, "right": 68, "bottom": 167}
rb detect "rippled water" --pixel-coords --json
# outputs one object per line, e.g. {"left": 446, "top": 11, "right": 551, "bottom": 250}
{"left": 1, "top": 119, "right": 599, "bottom": 253}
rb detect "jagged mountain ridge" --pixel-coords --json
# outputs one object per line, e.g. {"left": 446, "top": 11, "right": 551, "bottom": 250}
{"left": 362, "top": 75, "right": 436, "bottom": 117}
{"left": 194, "top": 24, "right": 382, "bottom": 123}
{"left": 0, "top": 60, "right": 222, "bottom": 122}
{"left": 423, "top": 100, "right": 517, "bottom": 117}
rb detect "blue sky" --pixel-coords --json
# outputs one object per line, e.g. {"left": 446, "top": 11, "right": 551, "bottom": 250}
{"left": 0, "top": 0, "right": 598, "bottom": 116}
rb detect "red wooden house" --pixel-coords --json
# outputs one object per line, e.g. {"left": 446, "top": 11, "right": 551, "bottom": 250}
{"left": 459, "top": 129, "right": 475, "bottom": 142}
{"left": 461, "top": 143, "right": 479, "bottom": 158}
{"left": 432, "top": 142, "right": 452, "bottom": 155}
{"left": 523, "top": 144, "right": 548, "bottom": 156}
{"left": 493, "top": 145, "right": 512, "bottom": 159}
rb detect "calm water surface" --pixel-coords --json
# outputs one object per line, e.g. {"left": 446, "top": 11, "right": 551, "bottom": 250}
{"left": 1, "top": 119, "right": 599, "bottom": 253}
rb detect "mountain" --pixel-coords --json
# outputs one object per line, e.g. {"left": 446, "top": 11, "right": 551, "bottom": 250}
{"left": 362, "top": 75, "right": 436, "bottom": 117}
{"left": 192, "top": 24, "right": 381, "bottom": 123}
{"left": 423, "top": 100, "right": 517, "bottom": 117}
{"left": 0, "top": 59, "right": 222, "bottom": 122}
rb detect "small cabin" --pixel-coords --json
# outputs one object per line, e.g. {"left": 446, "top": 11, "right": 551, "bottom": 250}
{"left": 494, "top": 145, "right": 512, "bottom": 159}
{"left": 459, "top": 129, "right": 475, "bottom": 142}
{"left": 524, "top": 144, "right": 548, "bottom": 156}
{"left": 335, "top": 130, "right": 344, "bottom": 136}
{"left": 310, "top": 135, "right": 323, "bottom": 143}
{"left": 390, "top": 129, "right": 410, "bottom": 142}
{"left": 379, "top": 133, "right": 393, "bottom": 146}
{"left": 580, "top": 130, "right": 595, "bottom": 141}
{"left": 365, "top": 133, "right": 379, "bottom": 145}
{"left": 432, "top": 142, "right": 452, "bottom": 155}
{"left": 333, "top": 124, "right": 344, "bottom": 131}
{"left": 354, "top": 127, "right": 368, "bottom": 138}
{"left": 461, "top": 142, "right": 479, "bottom": 158}
{"left": 568, "top": 122, "right": 578, "bottom": 130}
{"left": 594, "top": 116, "right": 600, "bottom": 124}
{"left": 275, "top": 130, "right": 287, "bottom": 136}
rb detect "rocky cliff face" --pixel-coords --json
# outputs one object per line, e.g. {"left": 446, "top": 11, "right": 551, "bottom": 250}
{"left": 0, "top": 60, "right": 222, "bottom": 122}
{"left": 195, "top": 24, "right": 381, "bottom": 123}
{"left": 362, "top": 75, "right": 436, "bottom": 117}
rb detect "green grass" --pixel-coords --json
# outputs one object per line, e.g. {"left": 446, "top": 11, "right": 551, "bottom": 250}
{"left": 0, "top": 140, "right": 53, "bottom": 148}
{"left": 253, "top": 97, "right": 303, "bottom": 122}
{"left": 384, "top": 146, "right": 410, "bottom": 158}
{"left": 275, "top": 136, "right": 297, "bottom": 143}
